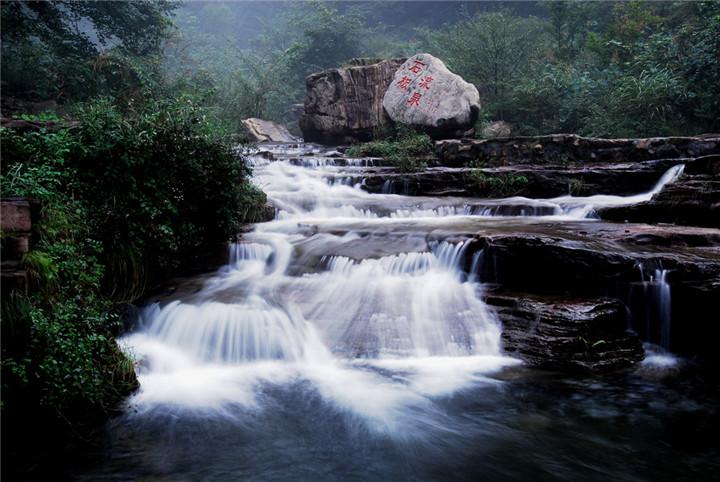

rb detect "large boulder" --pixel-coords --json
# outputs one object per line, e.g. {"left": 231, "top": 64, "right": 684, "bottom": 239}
{"left": 382, "top": 53, "right": 481, "bottom": 138}
{"left": 300, "top": 58, "right": 406, "bottom": 144}
{"left": 241, "top": 118, "right": 299, "bottom": 143}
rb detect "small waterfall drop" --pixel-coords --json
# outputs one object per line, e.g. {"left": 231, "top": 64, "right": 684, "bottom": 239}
{"left": 630, "top": 263, "right": 677, "bottom": 367}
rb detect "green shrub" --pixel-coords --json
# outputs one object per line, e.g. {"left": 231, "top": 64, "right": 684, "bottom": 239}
{"left": 0, "top": 99, "right": 267, "bottom": 447}
{"left": 1, "top": 119, "right": 137, "bottom": 427}
{"left": 346, "top": 125, "right": 432, "bottom": 172}
{"left": 68, "top": 96, "right": 267, "bottom": 288}
{"left": 466, "top": 169, "right": 529, "bottom": 197}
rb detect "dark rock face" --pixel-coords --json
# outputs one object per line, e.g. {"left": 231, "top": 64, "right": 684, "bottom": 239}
{"left": 487, "top": 294, "right": 643, "bottom": 372}
{"left": 599, "top": 155, "right": 720, "bottom": 228}
{"left": 435, "top": 134, "right": 720, "bottom": 166}
{"left": 300, "top": 58, "right": 406, "bottom": 145}
{"left": 464, "top": 224, "right": 720, "bottom": 361}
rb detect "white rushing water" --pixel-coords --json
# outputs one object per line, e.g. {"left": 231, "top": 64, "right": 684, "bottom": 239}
{"left": 121, "top": 144, "right": 684, "bottom": 429}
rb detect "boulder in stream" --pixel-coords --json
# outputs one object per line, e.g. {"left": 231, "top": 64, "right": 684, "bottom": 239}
{"left": 241, "top": 118, "right": 300, "bottom": 143}
{"left": 382, "top": 53, "right": 481, "bottom": 138}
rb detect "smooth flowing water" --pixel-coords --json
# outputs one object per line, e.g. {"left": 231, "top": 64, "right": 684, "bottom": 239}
{"left": 69, "top": 145, "right": 717, "bottom": 481}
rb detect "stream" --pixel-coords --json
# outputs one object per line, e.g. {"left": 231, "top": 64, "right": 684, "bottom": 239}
{"left": 71, "top": 144, "right": 718, "bottom": 481}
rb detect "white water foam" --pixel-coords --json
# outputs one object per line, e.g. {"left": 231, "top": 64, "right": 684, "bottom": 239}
{"left": 120, "top": 145, "right": 684, "bottom": 430}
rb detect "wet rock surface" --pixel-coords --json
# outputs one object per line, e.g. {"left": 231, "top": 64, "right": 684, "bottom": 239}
{"left": 486, "top": 294, "right": 643, "bottom": 372}
{"left": 299, "top": 58, "right": 405, "bottom": 144}
{"left": 466, "top": 224, "right": 720, "bottom": 361}
{"left": 352, "top": 160, "right": 681, "bottom": 197}
{"left": 599, "top": 154, "right": 720, "bottom": 227}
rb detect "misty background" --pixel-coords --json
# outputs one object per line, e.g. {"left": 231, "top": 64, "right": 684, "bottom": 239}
{"left": 2, "top": 1, "right": 719, "bottom": 136}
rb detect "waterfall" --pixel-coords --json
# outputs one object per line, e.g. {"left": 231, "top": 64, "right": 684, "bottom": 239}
{"left": 654, "top": 269, "right": 672, "bottom": 350}
{"left": 629, "top": 263, "right": 676, "bottom": 367}
{"left": 635, "top": 263, "right": 673, "bottom": 350}
{"left": 120, "top": 143, "right": 684, "bottom": 419}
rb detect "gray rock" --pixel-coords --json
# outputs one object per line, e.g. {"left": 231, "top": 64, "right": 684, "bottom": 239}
{"left": 382, "top": 53, "right": 480, "bottom": 138}
{"left": 482, "top": 121, "right": 512, "bottom": 138}
{"left": 300, "top": 58, "right": 406, "bottom": 144}
{"left": 241, "top": 118, "right": 300, "bottom": 143}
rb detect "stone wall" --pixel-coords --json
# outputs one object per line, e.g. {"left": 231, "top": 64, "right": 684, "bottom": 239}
{"left": 1, "top": 198, "right": 41, "bottom": 296}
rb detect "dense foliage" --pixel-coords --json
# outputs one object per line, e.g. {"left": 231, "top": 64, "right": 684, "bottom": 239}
{"left": 1, "top": 0, "right": 175, "bottom": 103}
{"left": 162, "top": 0, "right": 719, "bottom": 138}
{"left": 423, "top": 1, "right": 720, "bottom": 136}
{"left": 1, "top": 122, "right": 136, "bottom": 416}
{"left": 70, "top": 97, "right": 267, "bottom": 297}
{"left": 346, "top": 126, "right": 433, "bottom": 172}
{"left": 1, "top": 101, "right": 268, "bottom": 474}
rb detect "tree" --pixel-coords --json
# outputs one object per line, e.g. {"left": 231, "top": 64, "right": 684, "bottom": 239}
{"left": 1, "top": 0, "right": 176, "bottom": 102}
{"left": 422, "top": 9, "right": 551, "bottom": 120}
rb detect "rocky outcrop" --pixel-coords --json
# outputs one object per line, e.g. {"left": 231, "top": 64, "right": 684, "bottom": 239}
{"left": 383, "top": 53, "right": 480, "bottom": 138}
{"left": 435, "top": 134, "right": 720, "bottom": 166}
{"left": 241, "top": 118, "right": 299, "bottom": 143}
{"left": 300, "top": 58, "right": 405, "bottom": 144}
{"left": 0, "top": 117, "right": 77, "bottom": 133}
{"left": 463, "top": 224, "right": 720, "bottom": 359}
{"left": 488, "top": 294, "right": 643, "bottom": 372}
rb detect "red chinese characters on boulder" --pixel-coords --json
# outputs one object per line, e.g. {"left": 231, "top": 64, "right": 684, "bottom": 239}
{"left": 408, "top": 60, "right": 427, "bottom": 75}
{"left": 402, "top": 58, "right": 430, "bottom": 108}
{"left": 419, "top": 76, "right": 433, "bottom": 90}
{"left": 407, "top": 92, "right": 422, "bottom": 107}
{"left": 396, "top": 76, "right": 412, "bottom": 90}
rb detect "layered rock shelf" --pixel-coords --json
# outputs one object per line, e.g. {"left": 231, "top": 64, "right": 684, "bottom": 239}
{"left": 435, "top": 134, "right": 720, "bottom": 166}
{"left": 240, "top": 139, "right": 720, "bottom": 372}
{"left": 599, "top": 154, "right": 720, "bottom": 227}
{"left": 352, "top": 160, "right": 682, "bottom": 197}
{"left": 487, "top": 294, "right": 644, "bottom": 372}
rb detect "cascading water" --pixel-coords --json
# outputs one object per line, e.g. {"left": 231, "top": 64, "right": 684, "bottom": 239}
{"left": 75, "top": 142, "right": 716, "bottom": 482}
{"left": 655, "top": 269, "right": 672, "bottom": 349}
{"left": 121, "top": 143, "right": 523, "bottom": 423}
{"left": 122, "top": 144, "right": 687, "bottom": 420}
